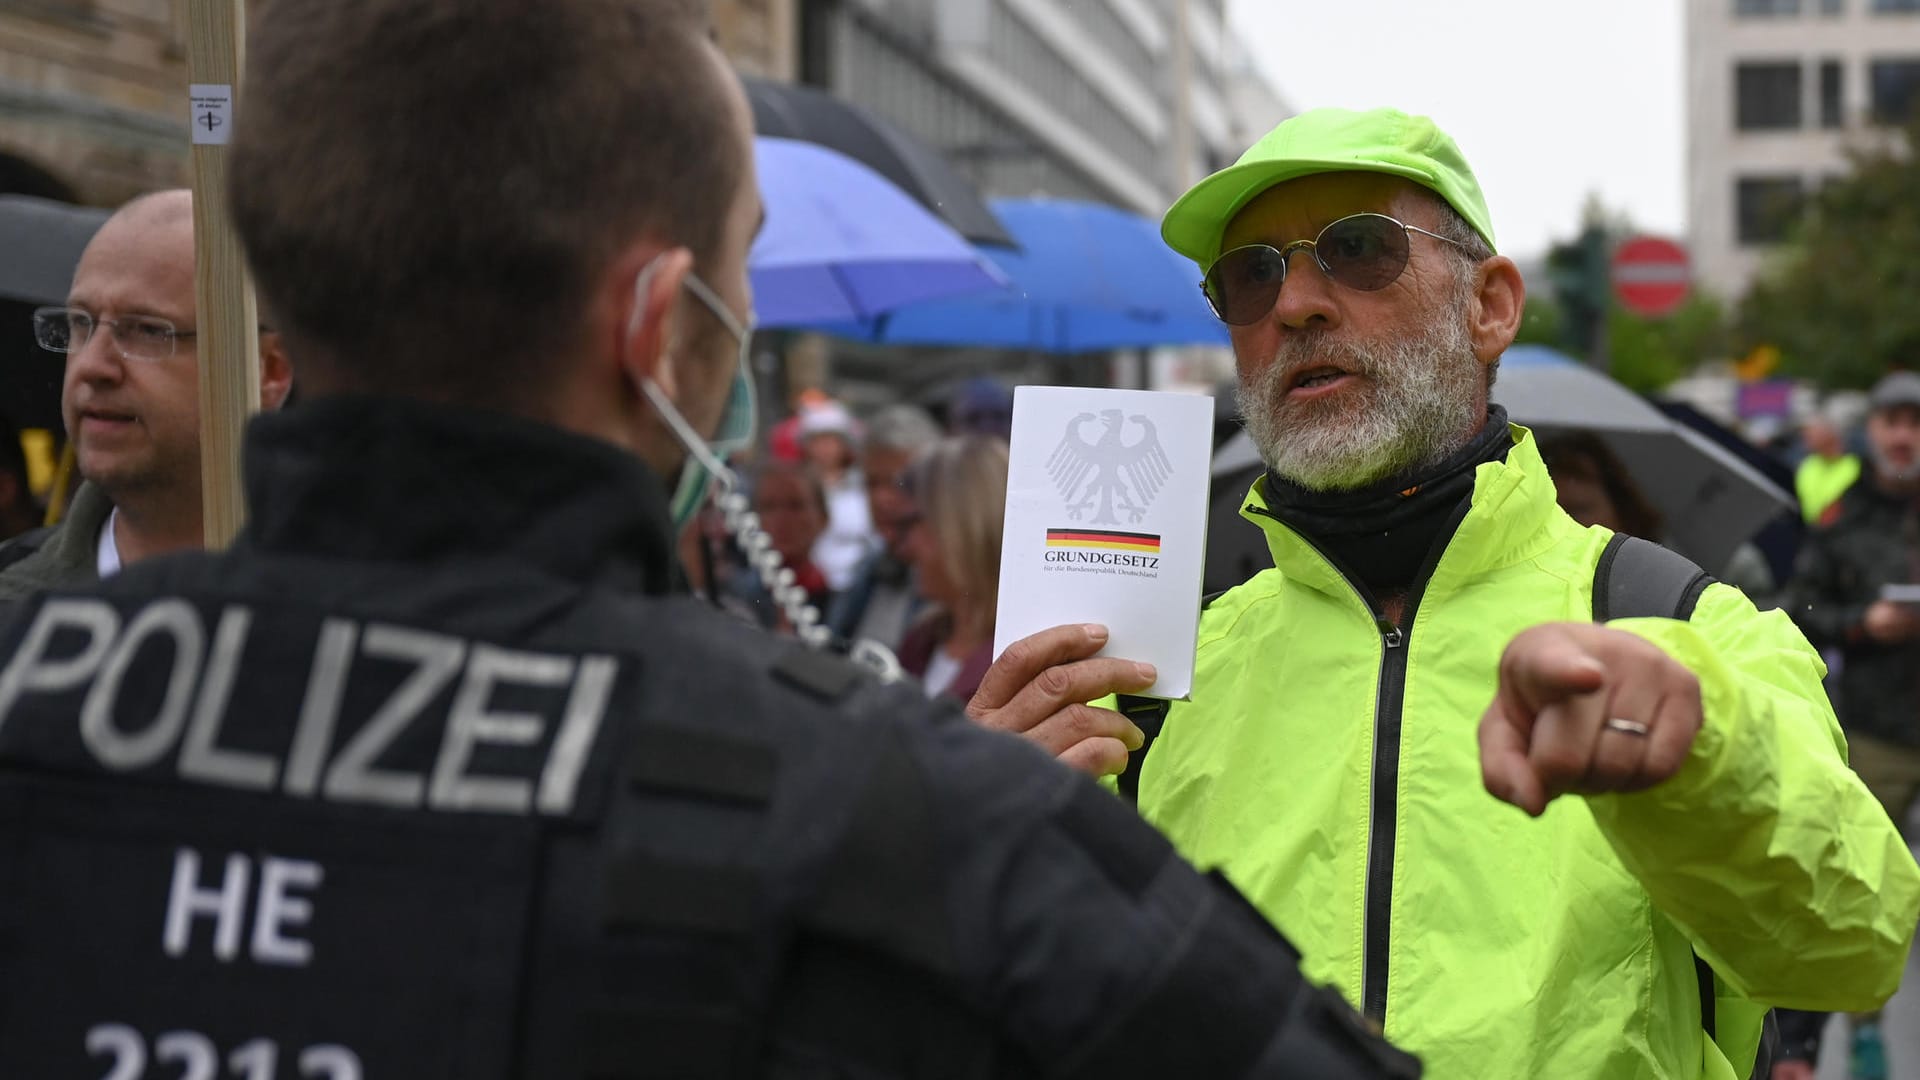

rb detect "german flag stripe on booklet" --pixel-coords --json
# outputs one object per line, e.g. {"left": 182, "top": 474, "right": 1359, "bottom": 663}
{"left": 1045, "top": 529, "right": 1162, "bottom": 552}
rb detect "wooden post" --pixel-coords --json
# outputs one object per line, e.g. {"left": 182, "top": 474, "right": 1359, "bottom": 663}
{"left": 185, "top": 0, "right": 260, "bottom": 548}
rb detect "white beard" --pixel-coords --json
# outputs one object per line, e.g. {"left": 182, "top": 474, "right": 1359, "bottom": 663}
{"left": 1236, "top": 294, "right": 1486, "bottom": 492}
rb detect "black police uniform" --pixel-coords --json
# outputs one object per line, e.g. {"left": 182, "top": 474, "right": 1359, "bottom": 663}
{"left": 0, "top": 397, "right": 1417, "bottom": 1079}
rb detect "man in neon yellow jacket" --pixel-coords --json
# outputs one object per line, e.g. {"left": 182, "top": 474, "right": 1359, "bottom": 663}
{"left": 965, "top": 107, "right": 1920, "bottom": 1080}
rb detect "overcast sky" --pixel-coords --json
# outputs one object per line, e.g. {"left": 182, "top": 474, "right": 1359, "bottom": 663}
{"left": 1224, "top": 0, "right": 1686, "bottom": 260}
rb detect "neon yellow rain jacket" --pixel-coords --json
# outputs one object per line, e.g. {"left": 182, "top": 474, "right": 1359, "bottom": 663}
{"left": 1135, "top": 426, "right": 1919, "bottom": 1079}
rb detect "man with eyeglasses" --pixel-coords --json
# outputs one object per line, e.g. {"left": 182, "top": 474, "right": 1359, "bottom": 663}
{"left": 0, "top": 189, "right": 291, "bottom": 600}
{"left": 967, "top": 107, "right": 1917, "bottom": 1080}
{"left": 0, "top": 4, "right": 1419, "bottom": 1077}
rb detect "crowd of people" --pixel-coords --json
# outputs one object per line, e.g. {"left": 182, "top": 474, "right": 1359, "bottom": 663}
{"left": 2, "top": 1, "right": 1919, "bottom": 1078}
{"left": 676, "top": 379, "right": 1015, "bottom": 703}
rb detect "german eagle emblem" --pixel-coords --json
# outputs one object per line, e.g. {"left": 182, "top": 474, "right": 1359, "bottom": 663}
{"left": 1046, "top": 409, "right": 1172, "bottom": 525}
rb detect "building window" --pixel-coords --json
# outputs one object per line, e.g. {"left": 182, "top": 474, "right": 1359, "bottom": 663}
{"left": 1820, "top": 59, "right": 1845, "bottom": 126}
{"left": 1736, "top": 0, "right": 1800, "bottom": 11}
{"left": 1872, "top": 0, "right": 1920, "bottom": 11}
{"left": 1736, "top": 176, "right": 1807, "bottom": 245}
{"left": 1736, "top": 62, "right": 1804, "bottom": 129}
{"left": 1870, "top": 58, "right": 1920, "bottom": 120}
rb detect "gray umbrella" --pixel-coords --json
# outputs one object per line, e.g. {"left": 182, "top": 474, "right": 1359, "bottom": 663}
{"left": 1493, "top": 346, "right": 1793, "bottom": 572}
{"left": 0, "top": 195, "right": 108, "bottom": 306}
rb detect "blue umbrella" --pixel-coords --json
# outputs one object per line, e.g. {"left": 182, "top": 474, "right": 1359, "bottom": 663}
{"left": 749, "top": 137, "right": 1007, "bottom": 328}
{"left": 813, "top": 197, "right": 1229, "bottom": 353}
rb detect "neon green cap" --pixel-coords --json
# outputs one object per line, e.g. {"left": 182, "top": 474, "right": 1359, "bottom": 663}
{"left": 1161, "top": 107, "right": 1496, "bottom": 267}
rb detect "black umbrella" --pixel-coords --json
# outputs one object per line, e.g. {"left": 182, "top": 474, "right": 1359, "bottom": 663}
{"left": 0, "top": 196, "right": 108, "bottom": 431}
{"left": 0, "top": 195, "right": 108, "bottom": 306}
{"left": 1655, "top": 400, "right": 1804, "bottom": 585}
{"left": 743, "top": 77, "right": 1016, "bottom": 249}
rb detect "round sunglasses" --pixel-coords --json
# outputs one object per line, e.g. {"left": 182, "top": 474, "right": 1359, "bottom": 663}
{"left": 1200, "top": 212, "right": 1468, "bottom": 326}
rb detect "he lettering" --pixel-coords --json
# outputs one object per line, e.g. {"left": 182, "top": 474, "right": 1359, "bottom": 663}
{"left": 163, "top": 848, "right": 322, "bottom": 967}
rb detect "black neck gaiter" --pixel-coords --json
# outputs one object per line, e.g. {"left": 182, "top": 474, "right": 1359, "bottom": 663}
{"left": 1260, "top": 406, "right": 1513, "bottom": 597}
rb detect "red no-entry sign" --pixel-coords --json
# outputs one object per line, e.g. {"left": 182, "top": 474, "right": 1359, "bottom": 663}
{"left": 1611, "top": 235, "right": 1691, "bottom": 319}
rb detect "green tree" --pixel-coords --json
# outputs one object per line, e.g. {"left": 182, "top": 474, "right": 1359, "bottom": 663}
{"left": 1736, "top": 112, "right": 1920, "bottom": 389}
{"left": 1607, "top": 293, "right": 1729, "bottom": 393}
{"left": 1513, "top": 292, "right": 1564, "bottom": 348}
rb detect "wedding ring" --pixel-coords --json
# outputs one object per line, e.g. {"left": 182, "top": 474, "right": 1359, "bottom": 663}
{"left": 1603, "top": 717, "right": 1651, "bottom": 737}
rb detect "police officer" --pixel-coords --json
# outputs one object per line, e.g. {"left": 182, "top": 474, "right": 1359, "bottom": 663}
{"left": 0, "top": 1, "right": 1416, "bottom": 1077}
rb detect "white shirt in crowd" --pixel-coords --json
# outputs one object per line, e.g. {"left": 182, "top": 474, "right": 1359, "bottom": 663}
{"left": 96, "top": 510, "right": 121, "bottom": 580}
{"left": 921, "top": 648, "right": 962, "bottom": 699}
{"left": 811, "top": 471, "right": 876, "bottom": 593}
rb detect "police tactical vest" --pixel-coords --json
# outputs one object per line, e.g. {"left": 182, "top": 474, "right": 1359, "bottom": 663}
{"left": 0, "top": 586, "right": 1002, "bottom": 1079}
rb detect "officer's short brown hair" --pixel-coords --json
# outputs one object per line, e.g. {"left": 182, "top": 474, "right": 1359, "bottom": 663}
{"left": 230, "top": 0, "right": 743, "bottom": 410}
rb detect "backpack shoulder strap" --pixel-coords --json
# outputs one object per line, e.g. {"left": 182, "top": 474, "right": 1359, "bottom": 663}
{"left": 1113, "top": 695, "right": 1169, "bottom": 803}
{"left": 1587, "top": 535, "right": 1765, "bottom": 1071}
{"left": 1591, "top": 533, "right": 1714, "bottom": 622}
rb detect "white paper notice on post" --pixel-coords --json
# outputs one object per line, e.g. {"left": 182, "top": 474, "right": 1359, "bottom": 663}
{"left": 992, "top": 386, "right": 1214, "bottom": 700}
{"left": 188, "top": 84, "right": 234, "bottom": 146}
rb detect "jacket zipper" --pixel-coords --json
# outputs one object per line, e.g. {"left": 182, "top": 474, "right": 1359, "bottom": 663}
{"left": 1362, "top": 619, "right": 1409, "bottom": 1023}
{"left": 1249, "top": 500, "right": 1473, "bottom": 1027}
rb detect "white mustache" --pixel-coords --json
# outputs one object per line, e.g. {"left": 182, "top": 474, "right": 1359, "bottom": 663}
{"left": 1265, "top": 336, "right": 1380, "bottom": 382}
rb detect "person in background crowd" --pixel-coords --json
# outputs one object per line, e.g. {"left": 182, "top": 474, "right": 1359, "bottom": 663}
{"left": 1766, "top": 1010, "right": 1827, "bottom": 1080}
{"left": 897, "top": 434, "right": 1008, "bottom": 702}
{"left": 1540, "top": 431, "right": 1777, "bottom": 606}
{"left": 969, "top": 105, "right": 1917, "bottom": 1079}
{"left": 766, "top": 386, "right": 829, "bottom": 464}
{"left": 799, "top": 398, "right": 874, "bottom": 592}
{"left": 947, "top": 375, "right": 1014, "bottom": 439}
{"left": 1784, "top": 370, "right": 1920, "bottom": 1080}
{"left": 0, "top": 414, "right": 42, "bottom": 543}
{"left": 1788, "top": 372, "right": 1920, "bottom": 821}
{"left": 826, "top": 402, "right": 940, "bottom": 651}
{"left": 730, "top": 459, "right": 833, "bottom": 632}
{"left": 0, "top": 189, "right": 292, "bottom": 598}
{"left": 1538, "top": 431, "right": 1664, "bottom": 539}
{"left": 1796, "top": 415, "right": 1860, "bottom": 526}
{"left": 676, "top": 499, "right": 763, "bottom": 627}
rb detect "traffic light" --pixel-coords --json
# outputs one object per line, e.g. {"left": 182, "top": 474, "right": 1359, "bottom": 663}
{"left": 1545, "top": 226, "right": 1610, "bottom": 360}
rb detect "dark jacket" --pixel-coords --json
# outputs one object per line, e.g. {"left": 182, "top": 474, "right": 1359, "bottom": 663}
{"left": 898, "top": 611, "right": 993, "bottom": 703}
{"left": 0, "top": 396, "right": 1414, "bottom": 1080}
{"left": 1787, "top": 465, "right": 1920, "bottom": 746}
{"left": 0, "top": 480, "right": 112, "bottom": 601}
{"left": 825, "top": 548, "right": 924, "bottom": 652}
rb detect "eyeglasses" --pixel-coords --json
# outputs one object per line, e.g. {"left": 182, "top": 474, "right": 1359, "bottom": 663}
{"left": 32, "top": 306, "right": 196, "bottom": 362}
{"left": 1200, "top": 213, "right": 1468, "bottom": 326}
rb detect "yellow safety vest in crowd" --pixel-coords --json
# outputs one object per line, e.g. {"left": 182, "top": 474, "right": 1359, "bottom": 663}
{"left": 1796, "top": 453, "right": 1860, "bottom": 525}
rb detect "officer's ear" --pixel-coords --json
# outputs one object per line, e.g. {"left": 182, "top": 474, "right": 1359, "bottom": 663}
{"left": 617, "top": 246, "right": 694, "bottom": 400}
{"left": 259, "top": 331, "right": 294, "bottom": 412}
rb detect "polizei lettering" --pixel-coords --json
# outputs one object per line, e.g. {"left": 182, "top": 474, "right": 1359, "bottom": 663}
{"left": 0, "top": 597, "right": 617, "bottom": 816}
{"left": 1042, "top": 550, "right": 1161, "bottom": 570}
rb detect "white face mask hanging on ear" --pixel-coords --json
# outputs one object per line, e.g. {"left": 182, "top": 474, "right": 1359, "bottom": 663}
{"left": 627, "top": 253, "right": 758, "bottom": 529}
{"left": 626, "top": 254, "right": 902, "bottom": 675}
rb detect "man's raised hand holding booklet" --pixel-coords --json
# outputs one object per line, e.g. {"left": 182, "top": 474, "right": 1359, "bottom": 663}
{"left": 992, "top": 386, "right": 1215, "bottom": 699}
